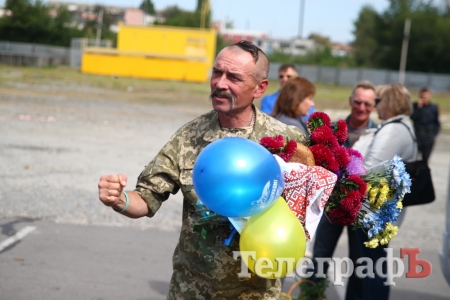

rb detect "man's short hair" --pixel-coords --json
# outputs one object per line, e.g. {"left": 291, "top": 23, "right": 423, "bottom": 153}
{"left": 231, "top": 40, "right": 269, "bottom": 80}
{"left": 420, "top": 87, "right": 430, "bottom": 94}
{"left": 351, "top": 80, "right": 376, "bottom": 97}
{"left": 279, "top": 64, "right": 297, "bottom": 73}
{"left": 232, "top": 40, "right": 264, "bottom": 63}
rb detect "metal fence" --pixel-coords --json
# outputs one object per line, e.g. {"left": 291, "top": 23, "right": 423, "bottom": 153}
{"left": 0, "top": 41, "right": 70, "bottom": 66}
{"left": 1, "top": 41, "right": 448, "bottom": 91}
{"left": 269, "top": 62, "right": 450, "bottom": 92}
{"left": 70, "top": 38, "right": 113, "bottom": 68}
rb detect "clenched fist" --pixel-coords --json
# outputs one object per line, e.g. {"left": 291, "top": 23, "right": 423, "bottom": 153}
{"left": 98, "top": 174, "right": 128, "bottom": 208}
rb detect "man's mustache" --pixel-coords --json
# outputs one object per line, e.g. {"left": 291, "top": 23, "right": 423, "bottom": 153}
{"left": 210, "top": 88, "right": 235, "bottom": 101}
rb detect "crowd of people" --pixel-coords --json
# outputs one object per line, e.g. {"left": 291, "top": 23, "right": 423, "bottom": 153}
{"left": 97, "top": 41, "right": 441, "bottom": 300}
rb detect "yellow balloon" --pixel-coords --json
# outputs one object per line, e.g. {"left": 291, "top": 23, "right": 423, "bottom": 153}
{"left": 239, "top": 197, "right": 306, "bottom": 279}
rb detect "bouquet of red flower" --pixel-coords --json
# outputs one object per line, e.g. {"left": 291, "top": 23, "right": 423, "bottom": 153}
{"left": 260, "top": 135, "right": 316, "bottom": 166}
{"left": 307, "top": 112, "right": 367, "bottom": 226}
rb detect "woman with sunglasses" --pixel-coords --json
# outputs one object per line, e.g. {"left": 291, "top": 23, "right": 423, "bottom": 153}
{"left": 357, "top": 83, "right": 418, "bottom": 300}
{"left": 271, "top": 76, "right": 316, "bottom": 135}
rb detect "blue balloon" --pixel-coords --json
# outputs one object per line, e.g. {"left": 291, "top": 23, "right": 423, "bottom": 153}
{"left": 193, "top": 137, "right": 284, "bottom": 218}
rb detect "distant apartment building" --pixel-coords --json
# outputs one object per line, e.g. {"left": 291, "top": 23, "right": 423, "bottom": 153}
{"left": 253, "top": 37, "right": 317, "bottom": 56}
{"left": 219, "top": 28, "right": 268, "bottom": 44}
{"left": 331, "top": 42, "right": 353, "bottom": 57}
{"left": 47, "top": 1, "right": 164, "bottom": 32}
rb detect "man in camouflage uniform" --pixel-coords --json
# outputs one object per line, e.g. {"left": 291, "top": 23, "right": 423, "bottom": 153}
{"left": 98, "top": 41, "right": 306, "bottom": 299}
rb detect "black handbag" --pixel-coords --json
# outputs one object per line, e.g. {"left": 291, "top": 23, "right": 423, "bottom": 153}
{"left": 402, "top": 160, "right": 435, "bottom": 206}
{"left": 375, "top": 119, "right": 435, "bottom": 207}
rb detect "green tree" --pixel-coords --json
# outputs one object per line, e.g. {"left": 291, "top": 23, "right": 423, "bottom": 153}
{"left": 0, "top": 0, "right": 83, "bottom": 46}
{"left": 140, "top": 0, "right": 155, "bottom": 15}
{"left": 352, "top": 0, "right": 450, "bottom": 73}
{"left": 308, "top": 33, "right": 332, "bottom": 48}
{"left": 81, "top": 5, "right": 117, "bottom": 45}
{"left": 352, "top": 5, "right": 380, "bottom": 67}
{"left": 157, "top": 2, "right": 211, "bottom": 28}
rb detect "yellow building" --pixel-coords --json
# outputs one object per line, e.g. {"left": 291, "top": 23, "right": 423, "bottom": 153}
{"left": 81, "top": 23, "right": 216, "bottom": 83}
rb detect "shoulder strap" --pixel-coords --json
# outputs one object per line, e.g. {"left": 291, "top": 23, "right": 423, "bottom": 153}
{"left": 375, "top": 119, "right": 417, "bottom": 144}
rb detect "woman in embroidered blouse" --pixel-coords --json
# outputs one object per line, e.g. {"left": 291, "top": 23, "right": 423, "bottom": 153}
{"left": 271, "top": 76, "right": 315, "bottom": 135}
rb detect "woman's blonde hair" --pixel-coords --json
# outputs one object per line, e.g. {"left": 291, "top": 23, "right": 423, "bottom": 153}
{"left": 376, "top": 83, "right": 413, "bottom": 118}
{"left": 272, "top": 76, "right": 315, "bottom": 118}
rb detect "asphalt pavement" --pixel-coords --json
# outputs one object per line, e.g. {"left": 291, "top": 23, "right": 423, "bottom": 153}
{"left": 1, "top": 91, "right": 449, "bottom": 299}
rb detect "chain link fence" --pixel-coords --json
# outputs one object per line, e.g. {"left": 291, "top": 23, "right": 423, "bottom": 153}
{"left": 0, "top": 41, "right": 70, "bottom": 66}
{"left": 269, "top": 62, "right": 450, "bottom": 92}
{"left": 1, "top": 41, "right": 449, "bottom": 92}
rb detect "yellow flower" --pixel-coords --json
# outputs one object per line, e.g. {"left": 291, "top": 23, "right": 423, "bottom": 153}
{"left": 378, "top": 223, "right": 399, "bottom": 245}
{"left": 364, "top": 238, "right": 380, "bottom": 248}
{"left": 369, "top": 187, "right": 379, "bottom": 205}
{"left": 396, "top": 200, "right": 403, "bottom": 209}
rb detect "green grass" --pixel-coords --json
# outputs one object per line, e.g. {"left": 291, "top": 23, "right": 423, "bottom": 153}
{"left": 1, "top": 64, "right": 449, "bottom": 114}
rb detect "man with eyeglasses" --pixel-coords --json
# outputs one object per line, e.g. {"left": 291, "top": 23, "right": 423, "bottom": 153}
{"left": 345, "top": 80, "right": 378, "bottom": 148}
{"left": 307, "top": 80, "right": 377, "bottom": 300}
{"left": 260, "top": 64, "right": 315, "bottom": 120}
{"left": 260, "top": 64, "right": 298, "bottom": 114}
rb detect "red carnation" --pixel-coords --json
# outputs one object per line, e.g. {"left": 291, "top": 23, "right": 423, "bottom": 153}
{"left": 310, "top": 125, "right": 337, "bottom": 145}
{"left": 309, "top": 144, "right": 340, "bottom": 171}
{"left": 334, "top": 120, "right": 348, "bottom": 145}
{"left": 345, "top": 174, "right": 368, "bottom": 195}
{"left": 260, "top": 135, "right": 284, "bottom": 150}
{"left": 340, "top": 191, "right": 363, "bottom": 213}
{"left": 335, "top": 146, "right": 351, "bottom": 168}
{"left": 307, "top": 112, "right": 331, "bottom": 132}
{"left": 347, "top": 148, "right": 364, "bottom": 160}
{"left": 278, "top": 139, "right": 297, "bottom": 162}
{"left": 326, "top": 208, "right": 357, "bottom": 226}
{"left": 337, "top": 213, "right": 358, "bottom": 226}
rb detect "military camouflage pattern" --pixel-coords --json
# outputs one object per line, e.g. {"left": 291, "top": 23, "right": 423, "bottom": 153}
{"left": 135, "top": 106, "right": 306, "bottom": 299}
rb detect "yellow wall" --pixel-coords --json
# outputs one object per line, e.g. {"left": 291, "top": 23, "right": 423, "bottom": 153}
{"left": 81, "top": 24, "right": 216, "bottom": 82}
{"left": 81, "top": 51, "right": 210, "bottom": 82}
{"left": 117, "top": 24, "right": 216, "bottom": 68}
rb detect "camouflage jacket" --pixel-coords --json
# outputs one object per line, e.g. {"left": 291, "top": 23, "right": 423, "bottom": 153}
{"left": 135, "top": 107, "right": 306, "bottom": 299}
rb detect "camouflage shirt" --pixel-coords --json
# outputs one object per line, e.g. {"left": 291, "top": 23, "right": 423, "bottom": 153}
{"left": 135, "top": 106, "right": 306, "bottom": 300}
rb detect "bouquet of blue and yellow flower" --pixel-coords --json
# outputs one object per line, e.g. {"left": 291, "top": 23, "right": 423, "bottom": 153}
{"left": 354, "top": 155, "right": 412, "bottom": 248}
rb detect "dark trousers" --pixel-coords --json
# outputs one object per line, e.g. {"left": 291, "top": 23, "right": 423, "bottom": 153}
{"left": 309, "top": 215, "right": 363, "bottom": 300}
{"left": 416, "top": 132, "right": 437, "bottom": 163}
{"left": 354, "top": 228, "right": 390, "bottom": 300}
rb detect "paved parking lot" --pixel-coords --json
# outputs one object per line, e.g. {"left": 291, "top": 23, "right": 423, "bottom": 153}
{"left": 0, "top": 88, "right": 449, "bottom": 299}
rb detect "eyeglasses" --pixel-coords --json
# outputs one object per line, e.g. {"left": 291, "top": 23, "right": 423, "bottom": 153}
{"left": 375, "top": 97, "right": 382, "bottom": 106}
{"left": 279, "top": 75, "right": 292, "bottom": 79}
{"left": 352, "top": 99, "right": 374, "bottom": 108}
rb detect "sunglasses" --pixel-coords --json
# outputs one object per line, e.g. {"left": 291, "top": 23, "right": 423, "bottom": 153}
{"left": 279, "top": 75, "right": 292, "bottom": 79}
{"left": 375, "top": 97, "right": 382, "bottom": 106}
{"left": 352, "top": 99, "right": 374, "bottom": 108}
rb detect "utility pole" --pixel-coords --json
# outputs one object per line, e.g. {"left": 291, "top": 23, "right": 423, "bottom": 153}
{"left": 96, "top": 10, "right": 104, "bottom": 47}
{"left": 399, "top": 18, "right": 411, "bottom": 85}
{"left": 298, "top": 0, "right": 305, "bottom": 39}
{"left": 200, "top": 0, "right": 210, "bottom": 29}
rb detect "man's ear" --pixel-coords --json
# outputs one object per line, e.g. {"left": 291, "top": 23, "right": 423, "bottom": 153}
{"left": 348, "top": 96, "right": 352, "bottom": 106}
{"left": 253, "top": 79, "right": 269, "bottom": 98}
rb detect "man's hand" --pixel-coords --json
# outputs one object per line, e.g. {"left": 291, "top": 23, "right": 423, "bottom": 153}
{"left": 98, "top": 174, "right": 128, "bottom": 208}
{"left": 418, "top": 98, "right": 424, "bottom": 108}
